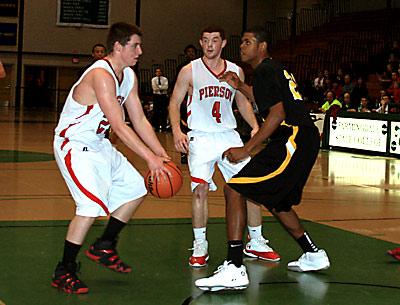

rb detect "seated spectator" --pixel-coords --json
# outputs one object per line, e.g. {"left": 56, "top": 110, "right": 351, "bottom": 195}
{"left": 331, "top": 80, "right": 343, "bottom": 99}
{"left": 342, "top": 74, "right": 355, "bottom": 95}
{"left": 358, "top": 97, "right": 371, "bottom": 113}
{"left": 341, "top": 92, "right": 356, "bottom": 112}
{"left": 387, "top": 71, "right": 400, "bottom": 103}
{"left": 320, "top": 91, "right": 342, "bottom": 113}
{"left": 322, "top": 78, "right": 332, "bottom": 97}
{"left": 335, "top": 68, "right": 344, "bottom": 85}
{"left": 314, "top": 71, "right": 325, "bottom": 90}
{"left": 351, "top": 77, "right": 369, "bottom": 109}
{"left": 378, "top": 64, "right": 394, "bottom": 90}
{"left": 373, "top": 95, "right": 390, "bottom": 114}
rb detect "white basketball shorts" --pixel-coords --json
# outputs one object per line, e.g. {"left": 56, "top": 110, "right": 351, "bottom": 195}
{"left": 187, "top": 130, "right": 250, "bottom": 192}
{"left": 54, "top": 137, "right": 147, "bottom": 217}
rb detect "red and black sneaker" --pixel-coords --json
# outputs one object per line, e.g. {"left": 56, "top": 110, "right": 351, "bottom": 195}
{"left": 85, "top": 239, "right": 132, "bottom": 273}
{"left": 51, "top": 262, "right": 89, "bottom": 294}
{"left": 388, "top": 247, "right": 400, "bottom": 260}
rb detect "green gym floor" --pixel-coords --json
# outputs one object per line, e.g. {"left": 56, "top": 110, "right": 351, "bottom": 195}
{"left": 1, "top": 109, "right": 400, "bottom": 305}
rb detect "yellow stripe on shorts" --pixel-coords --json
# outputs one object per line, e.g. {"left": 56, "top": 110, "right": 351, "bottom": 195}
{"left": 229, "top": 123, "right": 298, "bottom": 184}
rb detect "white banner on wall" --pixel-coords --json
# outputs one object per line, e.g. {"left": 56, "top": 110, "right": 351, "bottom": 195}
{"left": 389, "top": 121, "right": 400, "bottom": 155}
{"left": 329, "top": 117, "right": 387, "bottom": 152}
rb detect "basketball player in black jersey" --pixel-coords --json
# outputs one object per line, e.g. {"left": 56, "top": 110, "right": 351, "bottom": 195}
{"left": 195, "top": 27, "right": 330, "bottom": 292}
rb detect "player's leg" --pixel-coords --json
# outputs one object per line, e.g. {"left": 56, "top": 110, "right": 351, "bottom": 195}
{"left": 217, "top": 131, "right": 279, "bottom": 261}
{"left": 85, "top": 146, "right": 147, "bottom": 273}
{"left": 195, "top": 185, "right": 249, "bottom": 291}
{"left": 245, "top": 201, "right": 280, "bottom": 262}
{"left": 271, "top": 207, "right": 330, "bottom": 272}
{"left": 85, "top": 197, "right": 145, "bottom": 273}
{"left": 187, "top": 131, "right": 218, "bottom": 267}
{"left": 189, "top": 183, "right": 210, "bottom": 267}
{"left": 52, "top": 144, "right": 110, "bottom": 294}
{"left": 52, "top": 215, "right": 94, "bottom": 294}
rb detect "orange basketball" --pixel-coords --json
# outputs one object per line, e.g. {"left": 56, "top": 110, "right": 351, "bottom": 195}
{"left": 145, "top": 161, "right": 183, "bottom": 198}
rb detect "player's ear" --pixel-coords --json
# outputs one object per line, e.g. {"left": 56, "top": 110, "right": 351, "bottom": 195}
{"left": 222, "top": 39, "right": 227, "bottom": 48}
{"left": 114, "top": 41, "right": 122, "bottom": 53}
{"left": 259, "top": 41, "right": 267, "bottom": 53}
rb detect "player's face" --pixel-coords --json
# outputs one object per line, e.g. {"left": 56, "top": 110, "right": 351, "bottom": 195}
{"left": 200, "top": 32, "right": 226, "bottom": 59}
{"left": 121, "top": 34, "right": 143, "bottom": 66}
{"left": 240, "top": 33, "right": 259, "bottom": 64}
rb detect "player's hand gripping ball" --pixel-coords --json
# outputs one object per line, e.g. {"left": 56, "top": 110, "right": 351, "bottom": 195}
{"left": 145, "top": 161, "right": 183, "bottom": 198}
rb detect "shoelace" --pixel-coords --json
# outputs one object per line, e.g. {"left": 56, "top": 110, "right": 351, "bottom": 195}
{"left": 213, "top": 260, "right": 231, "bottom": 274}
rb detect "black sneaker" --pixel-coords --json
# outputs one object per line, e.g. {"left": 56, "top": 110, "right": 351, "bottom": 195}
{"left": 51, "top": 262, "right": 89, "bottom": 294}
{"left": 85, "top": 239, "right": 132, "bottom": 273}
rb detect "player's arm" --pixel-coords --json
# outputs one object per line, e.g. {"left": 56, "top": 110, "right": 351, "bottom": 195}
{"left": 168, "top": 64, "right": 192, "bottom": 153}
{"left": 125, "top": 73, "right": 170, "bottom": 159}
{"left": 219, "top": 71, "right": 255, "bottom": 103}
{"left": 94, "top": 70, "right": 169, "bottom": 177}
{"left": 235, "top": 68, "right": 259, "bottom": 136}
{"left": 224, "top": 102, "right": 285, "bottom": 163}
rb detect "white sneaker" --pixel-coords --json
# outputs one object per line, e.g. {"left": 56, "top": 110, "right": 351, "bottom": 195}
{"left": 189, "top": 239, "right": 209, "bottom": 267}
{"left": 195, "top": 261, "right": 249, "bottom": 291}
{"left": 244, "top": 237, "right": 281, "bottom": 262}
{"left": 287, "top": 249, "right": 330, "bottom": 272}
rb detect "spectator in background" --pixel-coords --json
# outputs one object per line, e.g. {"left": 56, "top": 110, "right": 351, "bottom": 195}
{"left": 0, "top": 59, "right": 5, "bottom": 79}
{"left": 373, "top": 95, "right": 390, "bottom": 114}
{"left": 331, "top": 80, "right": 343, "bottom": 99}
{"left": 313, "top": 71, "right": 325, "bottom": 102}
{"left": 351, "top": 77, "right": 369, "bottom": 109}
{"left": 335, "top": 68, "right": 344, "bottom": 85}
{"left": 341, "top": 92, "right": 356, "bottom": 112}
{"left": 358, "top": 97, "right": 371, "bottom": 113}
{"left": 320, "top": 91, "right": 342, "bottom": 113}
{"left": 342, "top": 74, "right": 355, "bottom": 95}
{"left": 387, "top": 71, "right": 400, "bottom": 104}
{"left": 378, "top": 63, "right": 394, "bottom": 90}
{"left": 77, "top": 43, "right": 107, "bottom": 78}
{"left": 151, "top": 67, "right": 169, "bottom": 132}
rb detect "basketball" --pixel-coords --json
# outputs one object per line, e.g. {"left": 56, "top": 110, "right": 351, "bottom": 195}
{"left": 145, "top": 161, "right": 183, "bottom": 198}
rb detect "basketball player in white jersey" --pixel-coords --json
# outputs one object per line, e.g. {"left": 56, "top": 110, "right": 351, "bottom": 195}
{"left": 169, "top": 26, "right": 280, "bottom": 268}
{"left": 51, "top": 22, "right": 171, "bottom": 294}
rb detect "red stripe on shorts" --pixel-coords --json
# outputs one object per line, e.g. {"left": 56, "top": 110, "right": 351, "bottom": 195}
{"left": 191, "top": 176, "right": 208, "bottom": 184}
{"left": 64, "top": 149, "right": 110, "bottom": 215}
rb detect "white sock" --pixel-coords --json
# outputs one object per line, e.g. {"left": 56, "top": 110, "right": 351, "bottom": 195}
{"left": 248, "top": 225, "right": 262, "bottom": 240}
{"left": 193, "top": 227, "right": 206, "bottom": 241}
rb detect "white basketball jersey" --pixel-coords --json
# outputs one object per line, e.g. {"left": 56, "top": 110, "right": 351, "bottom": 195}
{"left": 55, "top": 59, "right": 134, "bottom": 149}
{"left": 188, "top": 58, "right": 239, "bottom": 132}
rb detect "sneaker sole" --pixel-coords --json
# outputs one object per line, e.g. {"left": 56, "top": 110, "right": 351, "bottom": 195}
{"left": 85, "top": 250, "right": 132, "bottom": 273}
{"left": 243, "top": 249, "right": 281, "bottom": 262}
{"left": 287, "top": 263, "right": 330, "bottom": 272}
{"left": 51, "top": 282, "right": 89, "bottom": 294}
{"left": 197, "top": 285, "right": 248, "bottom": 292}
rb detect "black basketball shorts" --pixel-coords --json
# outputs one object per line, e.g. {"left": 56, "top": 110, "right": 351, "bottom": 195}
{"left": 227, "top": 125, "right": 320, "bottom": 212}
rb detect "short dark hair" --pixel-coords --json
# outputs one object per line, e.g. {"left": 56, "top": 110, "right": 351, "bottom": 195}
{"left": 184, "top": 44, "right": 196, "bottom": 54}
{"left": 200, "top": 26, "right": 225, "bottom": 40}
{"left": 243, "top": 26, "right": 270, "bottom": 45}
{"left": 106, "top": 22, "right": 142, "bottom": 53}
{"left": 91, "top": 43, "right": 106, "bottom": 53}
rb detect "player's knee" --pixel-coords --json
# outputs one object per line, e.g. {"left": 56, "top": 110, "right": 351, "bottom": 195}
{"left": 194, "top": 183, "right": 208, "bottom": 199}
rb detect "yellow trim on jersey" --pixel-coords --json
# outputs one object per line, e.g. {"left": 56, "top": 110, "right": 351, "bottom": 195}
{"left": 229, "top": 122, "right": 298, "bottom": 184}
